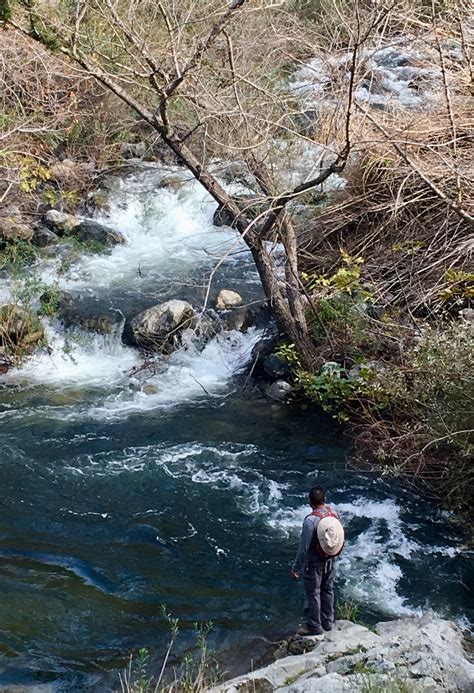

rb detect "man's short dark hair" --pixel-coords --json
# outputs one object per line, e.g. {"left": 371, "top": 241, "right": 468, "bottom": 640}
{"left": 309, "top": 486, "right": 326, "bottom": 506}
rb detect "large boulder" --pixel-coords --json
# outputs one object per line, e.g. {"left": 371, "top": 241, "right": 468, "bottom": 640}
{"left": 122, "top": 299, "right": 196, "bottom": 351}
{"left": 44, "top": 209, "right": 80, "bottom": 235}
{"left": 70, "top": 220, "right": 126, "bottom": 247}
{"left": 216, "top": 289, "right": 243, "bottom": 311}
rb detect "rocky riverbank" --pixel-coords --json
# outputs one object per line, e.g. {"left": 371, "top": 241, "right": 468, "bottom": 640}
{"left": 210, "top": 614, "right": 474, "bottom": 693}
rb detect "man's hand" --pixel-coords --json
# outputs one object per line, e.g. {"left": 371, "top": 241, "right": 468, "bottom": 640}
{"left": 291, "top": 569, "right": 299, "bottom": 579}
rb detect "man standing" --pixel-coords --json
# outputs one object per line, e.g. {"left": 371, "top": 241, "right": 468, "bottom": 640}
{"left": 291, "top": 486, "right": 344, "bottom": 636}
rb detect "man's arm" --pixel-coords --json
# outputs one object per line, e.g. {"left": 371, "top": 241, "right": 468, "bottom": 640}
{"left": 291, "top": 516, "right": 317, "bottom": 576}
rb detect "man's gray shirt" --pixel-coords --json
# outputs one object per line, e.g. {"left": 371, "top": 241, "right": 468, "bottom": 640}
{"left": 292, "top": 505, "right": 339, "bottom": 571}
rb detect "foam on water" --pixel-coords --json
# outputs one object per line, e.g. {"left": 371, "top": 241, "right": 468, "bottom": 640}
{"left": 53, "top": 169, "right": 250, "bottom": 291}
{"left": 66, "top": 441, "right": 429, "bottom": 618}
{"left": 4, "top": 322, "right": 263, "bottom": 419}
{"left": 50, "top": 440, "right": 469, "bottom": 625}
{"left": 266, "top": 497, "right": 421, "bottom": 616}
{"left": 5, "top": 320, "right": 139, "bottom": 389}
{"left": 84, "top": 327, "right": 263, "bottom": 418}
{"left": 293, "top": 39, "right": 443, "bottom": 112}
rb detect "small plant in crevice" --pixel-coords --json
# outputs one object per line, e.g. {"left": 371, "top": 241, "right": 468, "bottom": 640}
{"left": 336, "top": 599, "right": 361, "bottom": 623}
{"left": 360, "top": 677, "right": 415, "bottom": 693}
{"left": 351, "top": 659, "right": 377, "bottom": 675}
{"left": 37, "top": 284, "right": 61, "bottom": 318}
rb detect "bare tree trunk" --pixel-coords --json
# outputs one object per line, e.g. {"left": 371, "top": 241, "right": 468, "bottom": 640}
{"left": 7, "top": 5, "right": 349, "bottom": 370}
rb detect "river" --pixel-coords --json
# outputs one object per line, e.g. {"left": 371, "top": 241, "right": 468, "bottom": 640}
{"left": 0, "top": 168, "right": 472, "bottom": 689}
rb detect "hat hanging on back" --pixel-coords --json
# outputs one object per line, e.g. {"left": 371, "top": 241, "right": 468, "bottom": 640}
{"left": 317, "top": 515, "right": 345, "bottom": 556}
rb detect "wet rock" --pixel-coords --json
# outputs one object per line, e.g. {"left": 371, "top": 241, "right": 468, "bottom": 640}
{"left": 71, "top": 220, "right": 126, "bottom": 247}
{"left": 221, "top": 306, "right": 254, "bottom": 333}
{"left": 213, "top": 205, "right": 239, "bottom": 228}
{"left": 263, "top": 353, "right": 292, "bottom": 380}
{"left": 31, "top": 225, "right": 59, "bottom": 248}
{"left": 0, "top": 346, "right": 12, "bottom": 374}
{"left": 142, "top": 383, "right": 159, "bottom": 395}
{"left": 266, "top": 380, "right": 293, "bottom": 401}
{"left": 44, "top": 209, "right": 80, "bottom": 235}
{"left": 157, "top": 175, "right": 185, "bottom": 191}
{"left": 77, "top": 315, "right": 117, "bottom": 334}
{"left": 40, "top": 291, "right": 119, "bottom": 335}
{"left": 122, "top": 299, "right": 196, "bottom": 351}
{"left": 216, "top": 289, "right": 243, "bottom": 311}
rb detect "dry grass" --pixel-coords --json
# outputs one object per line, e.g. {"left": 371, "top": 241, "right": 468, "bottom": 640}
{"left": 300, "top": 88, "right": 473, "bottom": 314}
{"left": 0, "top": 29, "right": 144, "bottom": 223}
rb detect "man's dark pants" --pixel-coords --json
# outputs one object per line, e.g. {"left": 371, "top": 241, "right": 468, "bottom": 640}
{"left": 303, "top": 557, "right": 336, "bottom": 630}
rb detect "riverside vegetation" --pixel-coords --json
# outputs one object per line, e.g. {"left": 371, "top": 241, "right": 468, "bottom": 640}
{"left": 1, "top": 0, "right": 472, "bottom": 516}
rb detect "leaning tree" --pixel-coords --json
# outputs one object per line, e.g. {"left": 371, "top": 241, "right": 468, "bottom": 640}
{"left": 4, "top": 0, "right": 395, "bottom": 367}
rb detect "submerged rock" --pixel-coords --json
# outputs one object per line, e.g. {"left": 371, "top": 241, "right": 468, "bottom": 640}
{"left": 210, "top": 614, "right": 474, "bottom": 693}
{"left": 216, "top": 289, "right": 243, "bottom": 311}
{"left": 122, "top": 299, "right": 196, "bottom": 351}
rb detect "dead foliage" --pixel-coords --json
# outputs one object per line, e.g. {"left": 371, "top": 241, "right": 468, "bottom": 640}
{"left": 300, "top": 105, "right": 473, "bottom": 315}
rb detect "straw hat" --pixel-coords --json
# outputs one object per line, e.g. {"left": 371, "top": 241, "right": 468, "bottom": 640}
{"left": 317, "top": 516, "right": 345, "bottom": 556}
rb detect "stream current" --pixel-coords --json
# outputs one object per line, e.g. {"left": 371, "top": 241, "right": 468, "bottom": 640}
{"left": 0, "top": 169, "right": 472, "bottom": 689}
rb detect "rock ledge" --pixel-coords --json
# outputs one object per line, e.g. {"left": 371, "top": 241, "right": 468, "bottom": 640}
{"left": 210, "top": 614, "right": 474, "bottom": 692}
